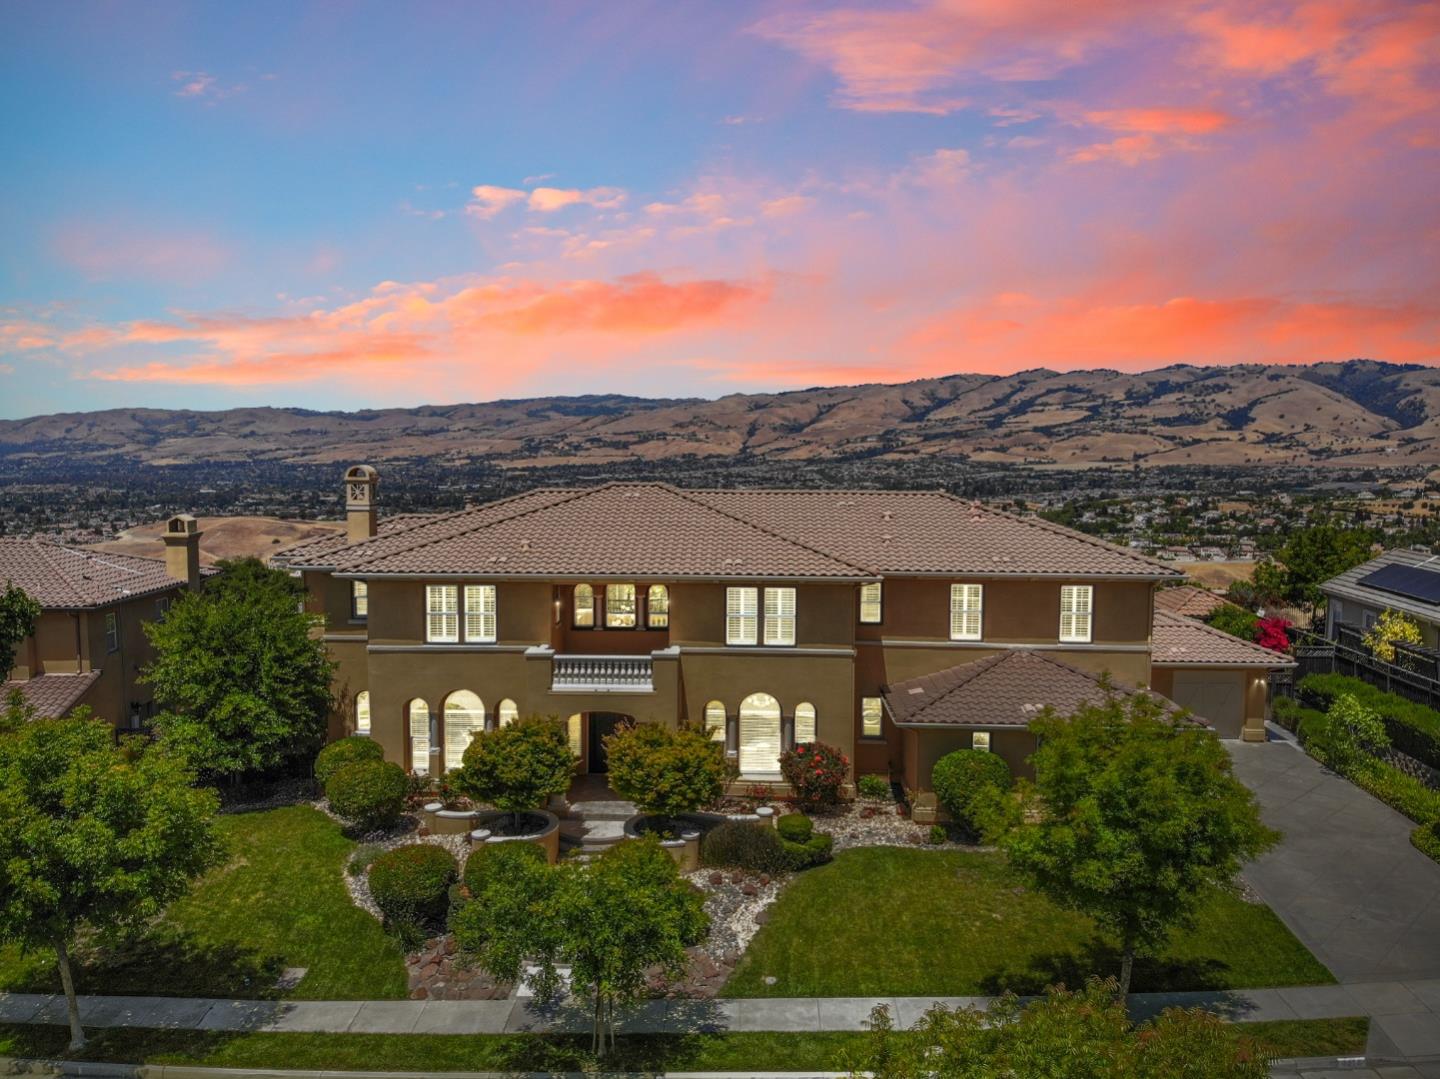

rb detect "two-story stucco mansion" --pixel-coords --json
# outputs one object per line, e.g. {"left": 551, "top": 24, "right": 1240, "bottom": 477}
{"left": 277, "top": 467, "right": 1293, "bottom": 804}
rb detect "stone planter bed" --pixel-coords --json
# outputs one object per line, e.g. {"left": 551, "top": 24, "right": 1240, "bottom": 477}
{"left": 471, "top": 808, "right": 561, "bottom": 863}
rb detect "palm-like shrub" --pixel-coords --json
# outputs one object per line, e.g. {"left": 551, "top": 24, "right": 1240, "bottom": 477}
{"left": 605, "top": 722, "right": 727, "bottom": 826}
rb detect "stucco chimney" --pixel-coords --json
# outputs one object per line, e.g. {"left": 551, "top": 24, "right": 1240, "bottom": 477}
{"left": 162, "top": 514, "right": 203, "bottom": 590}
{"left": 344, "top": 465, "right": 379, "bottom": 543}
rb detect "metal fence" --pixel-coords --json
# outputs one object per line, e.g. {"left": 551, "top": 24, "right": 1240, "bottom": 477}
{"left": 1273, "top": 624, "right": 1440, "bottom": 710}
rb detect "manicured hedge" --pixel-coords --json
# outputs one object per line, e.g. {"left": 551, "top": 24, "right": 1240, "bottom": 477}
{"left": 1345, "top": 756, "right": 1440, "bottom": 826}
{"left": 701, "top": 819, "right": 833, "bottom": 873}
{"left": 325, "top": 759, "right": 408, "bottom": 831}
{"left": 315, "top": 736, "right": 384, "bottom": 786}
{"left": 1271, "top": 697, "right": 1330, "bottom": 744}
{"left": 776, "top": 813, "right": 814, "bottom": 843}
{"left": 1297, "top": 673, "right": 1440, "bottom": 771}
{"left": 369, "top": 843, "right": 458, "bottom": 931}
{"left": 931, "top": 749, "right": 1012, "bottom": 832}
{"left": 1413, "top": 821, "right": 1440, "bottom": 865}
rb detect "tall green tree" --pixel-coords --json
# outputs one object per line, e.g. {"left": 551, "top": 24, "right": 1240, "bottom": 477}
{"left": 143, "top": 558, "right": 333, "bottom": 780}
{"left": 1276, "top": 523, "right": 1374, "bottom": 616}
{"left": 0, "top": 714, "right": 222, "bottom": 1049}
{"left": 985, "top": 693, "right": 1276, "bottom": 997}
{"left": 454, "top": 836, "right": 708, "bottom": 1056}
{"left": 856, "top": 979, "right": 1267, "bottom": 1078}
{"left": 0, "top": 582, "right": 42, "bottom": 682}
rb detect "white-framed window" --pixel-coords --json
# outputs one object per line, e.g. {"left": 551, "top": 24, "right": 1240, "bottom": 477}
{"left": 859, "top": 582, "right": 883, "bottom": 624}
{"left": 408, "top": 698, "right": 432, "bottom": 775}
{"left": 606, "top": 583, "right": 637, "bottom": 628}
{"left": 104, "top": 611, "right": 119, "bottom": 653}
{"left": 861, "top": 697, "right": 883, "bottom": 738}
{"left": 425, "top": 585, "right": 459, "bottom": 643}
{"left": 647, "top": 584, "right": 670, "bottom": 629}
{"left": 795, "top": 702, "right": 817, "bottom": 744}
{"left": 464, "top": 584, "right": 497, "bottom": 643}
{"left": 763, "top": 587, "right": 797, "bottom": 646}
{"left": 497, "top": 699, "right": 518, "bottom": 727}
{"left": 1059, "top": 584, "right": 1094, "bottom": 643}
{"left": 355, "top": 690, "right": 371, "bottom": 735}
{"left": 573, "top": 584, "right": 595, "bottom": 628}
{"left": 949, "top": 583, "right": 983, "bottom": 641}
{"left": 443, "top": 690, "right": 485, "bottom": 771}
{"left": 704, "top": 700, "right": 727, "bottom": 743}
{"left": 154, "top": 596, "right": 171, "bottom": 621}
{"left": 351, "top": 580, "right": 368, "bottom": 621}
{"left": 972, "top": 731, "right": 991, "bottom": 752}
{"left": 738, "top": 692, "right": 782, "bottom": 775}
{"left": 726, "top": 586, "right": 759, "bottom": 645}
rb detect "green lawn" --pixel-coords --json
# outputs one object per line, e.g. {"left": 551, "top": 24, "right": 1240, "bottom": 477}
{"left": 725, "top": 848, "right": 1334, "bottom": 997}
{"left": 0, "top": 1018, "right": 1368, "bottom": 1073}
{"left": 0, "top": 805, "right": 407, "bottom": 1000}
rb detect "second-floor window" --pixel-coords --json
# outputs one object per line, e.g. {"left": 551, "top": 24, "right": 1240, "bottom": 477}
{"left": 606, "top": 583, "right": 637, "bottom": 628}
{"left": 105, "top": 611, "right": 119, "bottom": 652}
{"left": 1059, "top": 584, "right": 1094, "bottom": 643}
{"left": 859, "top": 582, "right": 883, "bottom": 624}
{"left": 573, "top": 584, "right": 595, "bottom": 628}
{"left": 949, "top": 583, "right": 983, "bottom": 640}
{"left": 764, "top": 587, "right": 797, "bottom": 646}
{"left": 726, "top": 587, "right": 758, "bottom": 645}
{"left": 464, "top": 584, "right": 498, "bottom": 642}
{"left": 647, "top": 584, "right": 670, "bottom": 628}
{"left": 351, "top": 580, "right": 368, "bottom": 621}
{"left": 426, "top": 585, "right": 459, "bottom": 642}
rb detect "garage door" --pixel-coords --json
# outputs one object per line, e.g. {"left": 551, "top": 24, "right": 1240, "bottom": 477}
{"left": 1169, "top": 671, "right": 1245, "bottom": 739}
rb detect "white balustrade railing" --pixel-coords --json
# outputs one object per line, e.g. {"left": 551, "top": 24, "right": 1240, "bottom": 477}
{"left": 552, "top": 654, "right": 654, "bottom": 692}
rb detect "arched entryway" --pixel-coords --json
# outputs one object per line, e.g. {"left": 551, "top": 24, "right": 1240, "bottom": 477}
{"left": 584, "top": 711, "right": 634, "bottom": 773}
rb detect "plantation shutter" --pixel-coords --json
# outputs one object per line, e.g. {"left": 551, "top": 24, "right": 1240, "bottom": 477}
{"left": 355, "top": 691, "right": 371, "bottom": 735}
{"left": 1059, "top": 585, "right": 1094, "bottom": 642}
{"left": 464, "top": 584, "right": 497, "bottom": 642}
{"left": 794, "top": 702, "right": 816, "bottom": 744}
{"left": 739, "top": 694, "right": 782, "bottom": 774}
{"left": 426, "top": 585, "right": 458, "bottom": 642}
{"left": 704, "top": 700, "right": 727, "bottom": 742}
{"left": 949, "top": 583, "right": 983, "bottom": 640}
{"left": 726, "top": 587, "right": 758, "bottom": 645}
{"left": 443, "top": 693, "right": 484, "bottom": 771}
{"left": 409, "top": 699, "right": 431, "bottom": 775}
{"left": 763, "top": 587, "right": 796, "bottom": 645}
{"left": 859, "top": 582, "right": 882, "bottom": 624}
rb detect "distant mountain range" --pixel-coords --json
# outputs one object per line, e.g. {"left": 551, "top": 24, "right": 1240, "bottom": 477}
{"left": 4, "top": 360, "right": 1439, "bottom": 473}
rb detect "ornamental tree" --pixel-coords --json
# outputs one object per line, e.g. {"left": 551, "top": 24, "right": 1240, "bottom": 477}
{"left": 0, "top": 582, "right": 42, "bottom": 683}
{"left": 1363, "top": 608, "right": 1424, "bottom": 664}
{"left": 779, "top": 740, "right": 850, "bottom": 809}
{"left": 0, "top": 714, "right": 222, "bottom": 1050}
{"left": 143, "top": 558, "right": 333, "bottom": 780}
{"left": 454, "top": 715, "right": 575, "bottom": 827}
{"left": 989, "top": 693, "right": 1276, "bottom": 997}
{"left": 604, "top": 721, "right": 727, "bottom": 826}
{"left": 857, "top": 979, "right": 1267, "bottom": 1079}
{"left": 454, "top": 836, "right": 707, "bottom": 1057}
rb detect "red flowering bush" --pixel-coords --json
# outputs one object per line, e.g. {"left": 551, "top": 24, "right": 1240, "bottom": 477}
{"left": 779, "top": 741, "right": 849, "bottom": 809}
{"left": 1255, "top": 616, "right": 1293, "bottom": 654}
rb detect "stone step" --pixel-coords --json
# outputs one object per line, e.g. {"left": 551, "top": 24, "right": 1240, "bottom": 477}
{"left": 566, "top": 799, "right": 638, "bottom": 821}
{"left": 559, "top": 818, "right": 629, "bottom": 850}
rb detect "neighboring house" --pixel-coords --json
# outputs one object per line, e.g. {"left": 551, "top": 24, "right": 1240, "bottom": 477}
{"left": 1, "top": 515, "right": 206, "bottom": 726}
{"left": 276, "top": 467, "right": 1294, "bottom": 813}
{"left": 1154, "top": 583, "right": 1228, "bottom": 619}
{"left": 1321, "top": 547, "right": 1440, "bottom": 647}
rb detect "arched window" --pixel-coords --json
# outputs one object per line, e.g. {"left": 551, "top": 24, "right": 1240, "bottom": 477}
{"left": 648, "top": 584, "right": 670, "bottom": 629}
{"left": 739, "top": 692, "right": 782, "bottom": 775}
{"left": 355, "top": 691, "right": 371, "bottom": 736}
{"left": 497, "top": 699, "right": 518, "bottom": 727}
{"left": 704, "top": 700, "right": 726, "bottom": 743}
{"left": 573, "top": 584, "right": 595, "bottom": 628}
{"left": 794, "top": 702, "right": 816, "bottom": 745}
{"left": 443, "top": 691, "right": 484, "bottom": 771}
{"left": 408, "top": 698, "right": 431, "bottom": 775}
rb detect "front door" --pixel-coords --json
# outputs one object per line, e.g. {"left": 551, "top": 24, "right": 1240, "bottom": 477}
{"left": 587, "top": 712, "right": 626, "bottom": 773}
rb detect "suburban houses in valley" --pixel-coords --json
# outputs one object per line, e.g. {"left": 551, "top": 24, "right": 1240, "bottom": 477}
{"left": 0, "top": 515, "right": 207, "bottom": 725}
{"left": 276, "top": 466, "right": 1294, "bottom": 814}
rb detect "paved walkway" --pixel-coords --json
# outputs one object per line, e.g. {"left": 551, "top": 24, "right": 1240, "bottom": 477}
{"left": 1227, "top": 735, "right": 1440, "bottom": 1062}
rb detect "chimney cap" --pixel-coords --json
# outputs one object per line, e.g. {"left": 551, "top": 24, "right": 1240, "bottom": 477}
{"left": 166, "top": 513, "right": 199, "bottom": 535}
{"left": 344, "top": 464, "right": 378, "bottom": 483}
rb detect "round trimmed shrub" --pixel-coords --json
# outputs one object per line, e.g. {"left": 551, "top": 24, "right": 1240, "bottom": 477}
{"left": 857, "top": 774, "right": 891, "bottom": 801}
{"left": 326, "top": 758, "right": 407, "bottom": 831}
{"left": 931, "top": 749, "right": 1012, "bottom": 832}
{"left": 700, "top": 820, "right": 790, "bottom": 874}
{"left": 604, "top": 722, "right": 728, "bottom": 822}
{"left": 781, "top": 831, "right": 833, "bottom": 871}
{"left": 462, "top": 839, "right": 548, "bottom": 896}
{"left": 776, "top": 812, "right": 814, "bottom": 843}
{"left": 315, "top": 736, "right": 383, "bottom": 786}
{"left": 369, "top": 843, "right": 457, "bottom": 930}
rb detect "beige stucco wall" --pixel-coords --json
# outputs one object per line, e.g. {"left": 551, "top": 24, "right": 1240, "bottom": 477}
{"left": 1151, "top": 665, "right": 1271, "bottom": 741}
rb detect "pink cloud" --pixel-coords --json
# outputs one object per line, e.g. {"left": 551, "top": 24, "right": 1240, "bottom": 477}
{"left": 466, "top": 185, "right": 528, "bottom": 219}
{"left": 51, "top": 220, "right": 230, "bottom": 282}
{"left": 527, "top": 186, "right": 627, "bottom": 212}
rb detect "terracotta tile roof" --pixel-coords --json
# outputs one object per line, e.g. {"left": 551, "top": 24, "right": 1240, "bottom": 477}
{"left": 1154, "top": 584, "right": 1228, "bottom": 618}
{"left": 1, "top": 672, "right": 101, "bottom": 718}
{"left": 323, "top": 484, "right": 871, "bottom": 579}
{"left": 689, "top": 489, "right": 1178, "bottom": 578}
{"left": 280, "top": 482, "right": 1178, "bottom": 580}
{"left": 1152, "top": 610, "right": 1296, "bottom": 668}
{"left": 271, "top": 512, "right": 446, "bottom": 569}
{"left": 0, "top": 538, "right": 193, "bottom": 609}
{"left": 883, "top": 650, "right": 1190, "bottom": 728}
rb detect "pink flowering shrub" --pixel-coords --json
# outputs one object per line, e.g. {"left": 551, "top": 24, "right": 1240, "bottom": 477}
{"left": 1255, "top": 616, "right": 1293, "bottom": 654}
{"left": 779, "top": 741, "right": 850, "bottom": 808}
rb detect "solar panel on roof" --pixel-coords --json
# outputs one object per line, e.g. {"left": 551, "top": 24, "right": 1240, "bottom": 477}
{"left": 1357, "top": 563, "right": 1440, "bottom": 605}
